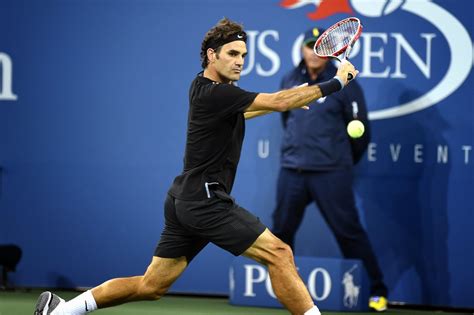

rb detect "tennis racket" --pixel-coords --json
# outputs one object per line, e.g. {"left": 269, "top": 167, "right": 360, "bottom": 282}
{"left": 313, "top": 17, "right": 362, "bottom": 80}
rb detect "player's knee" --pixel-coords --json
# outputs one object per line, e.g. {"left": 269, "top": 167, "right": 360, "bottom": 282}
{"left": 269, "top": 240, "right": 294, "bottom": 266}
{"left": 278, "top": 241, "right": 294, "bottom": 262}
{"left": 138, "top": 276, "right": 170, "bottom": 300}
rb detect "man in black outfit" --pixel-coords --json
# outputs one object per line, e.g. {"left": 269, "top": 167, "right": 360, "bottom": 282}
{"left": 34, "top": 18, "right": 358, "bottom": 315}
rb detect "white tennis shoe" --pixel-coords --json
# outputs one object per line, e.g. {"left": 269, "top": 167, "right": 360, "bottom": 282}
{"left": 34, "top": 291, "right": 66, "bottom": 315}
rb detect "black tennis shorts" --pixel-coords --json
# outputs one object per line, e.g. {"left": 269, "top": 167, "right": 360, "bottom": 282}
{"left": 154, "top": 188, "right": 266, "bottom": 262}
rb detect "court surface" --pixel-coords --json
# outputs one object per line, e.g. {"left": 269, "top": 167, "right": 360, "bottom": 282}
{"left": 0, "top": 290, "right": 468, "bottom": 315}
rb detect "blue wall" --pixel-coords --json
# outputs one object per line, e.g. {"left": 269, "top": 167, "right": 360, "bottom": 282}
{"left": 0, "top": 0, "right": 472, "bottom": 308}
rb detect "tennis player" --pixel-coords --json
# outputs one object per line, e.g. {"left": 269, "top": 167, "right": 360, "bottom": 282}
{"left": 34, "top": 18, "right": 357, "bottom": 315}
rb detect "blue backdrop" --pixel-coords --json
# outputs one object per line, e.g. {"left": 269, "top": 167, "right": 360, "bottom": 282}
{"left": 0, "top": 0, "right": 472, "bottom": 309}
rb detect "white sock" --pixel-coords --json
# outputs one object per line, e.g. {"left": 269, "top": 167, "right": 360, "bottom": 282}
{"left": 304, "top": 305, "right": 321, "bottom": 315}
{"left": 53, "top": 290, "right": 98, "bottom": 315}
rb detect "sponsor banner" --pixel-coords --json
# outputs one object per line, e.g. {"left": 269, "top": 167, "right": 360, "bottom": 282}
{"left": 229, "top": 256, "right": 369, "bottom": 311}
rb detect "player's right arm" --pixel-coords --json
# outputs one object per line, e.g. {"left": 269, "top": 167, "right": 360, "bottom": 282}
{"left": 246, "top": 84, "right": 321, "bottom": 113}
{"left": 246, "top": 60, "right": 357, "bottom": 113}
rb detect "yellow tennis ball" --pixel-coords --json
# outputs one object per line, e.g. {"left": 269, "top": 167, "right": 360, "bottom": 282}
{"left": 347, "top": 120, "right": 365, "bottom": 138}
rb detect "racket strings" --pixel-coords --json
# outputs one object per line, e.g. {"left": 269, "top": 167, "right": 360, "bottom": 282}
{"left": 315, "top": 20, "right": 359, "bottom": 56}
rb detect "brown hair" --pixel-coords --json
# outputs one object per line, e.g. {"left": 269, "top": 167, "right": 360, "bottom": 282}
{"left": 200, "top": 18, "right": 245, "bottom": 69}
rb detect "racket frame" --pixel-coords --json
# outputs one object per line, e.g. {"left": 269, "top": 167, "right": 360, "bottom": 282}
{"left": 313, "top": 17, "right": 363, "bottom": 62}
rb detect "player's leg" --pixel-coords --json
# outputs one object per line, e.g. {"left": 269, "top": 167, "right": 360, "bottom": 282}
{"left": 176, "top": 187, "right": 319, "bottom": 315}
{"left": 91, "top": 256, "right": 187, "bottom": 307}
{"left": 34, "top": 256, "right": 188, "bottom": 315}
{"left": 272, "top": 167, "right": 311, "bottom": 249}
{"left": 243, "top": 229, "right": 319, "bottom": 315}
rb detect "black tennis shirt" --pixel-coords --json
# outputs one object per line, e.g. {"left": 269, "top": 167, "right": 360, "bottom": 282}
{"left": 168, "top": 73, "right": 258, "bottom": 200}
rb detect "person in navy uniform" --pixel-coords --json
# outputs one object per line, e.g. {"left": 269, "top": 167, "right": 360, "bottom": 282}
{"left": 271, "top": 27, "right": 388, "bottom": 312}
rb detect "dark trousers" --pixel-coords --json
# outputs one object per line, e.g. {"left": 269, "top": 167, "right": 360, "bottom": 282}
{"left": 272, "top": 167, "right": 387, "bottom": 297}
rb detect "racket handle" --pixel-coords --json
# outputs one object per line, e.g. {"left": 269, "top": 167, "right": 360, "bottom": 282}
{"left": 343, "top": 49, "right": 354, "bottom": 81}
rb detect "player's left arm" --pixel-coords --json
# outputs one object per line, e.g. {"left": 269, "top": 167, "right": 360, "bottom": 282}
{"left": 244, "top": 109, "right": 273, "bottom": 120}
